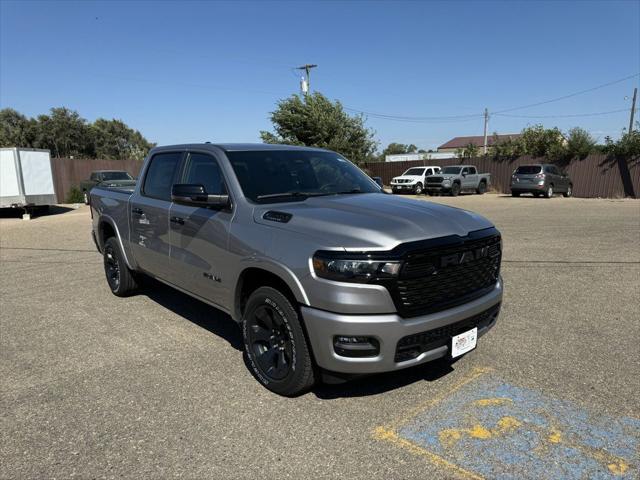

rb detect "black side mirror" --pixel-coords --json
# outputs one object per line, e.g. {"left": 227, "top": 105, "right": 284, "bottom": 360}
{"left": 372, "top": 176, "right": 384, "bottom": 188}
{"left": 171, "top": 184, "right": 229, "bottom": 208}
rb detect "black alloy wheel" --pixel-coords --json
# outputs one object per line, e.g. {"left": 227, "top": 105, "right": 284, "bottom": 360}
{"left": 104, "top": 243, "right": 120, "bottom": 291}
{"left": 247, "top": 304, "right": 294, "bottom": 381}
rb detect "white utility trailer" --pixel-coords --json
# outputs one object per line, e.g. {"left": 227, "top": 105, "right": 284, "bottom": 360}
{"left": 0, "top": 148, "right": 58, "bottom": 212}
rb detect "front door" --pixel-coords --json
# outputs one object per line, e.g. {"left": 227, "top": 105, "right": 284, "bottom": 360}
{"left": 169, "top": 151, "right": 233, "bottom": 305}
{"left": 130, "top": 151, "right": 183, "bottom": 280}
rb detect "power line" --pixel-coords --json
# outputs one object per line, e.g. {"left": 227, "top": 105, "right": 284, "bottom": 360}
{"left": 343, "top": 106, "right": 483, "bottom": 122}
{"left": 492, "top": 73, "right": 640, "bottom": 114}
{"left": 493, "top": 108, "right": 631, "bottom": 119}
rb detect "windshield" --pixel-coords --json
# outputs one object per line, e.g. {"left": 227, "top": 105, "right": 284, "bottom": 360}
{"left": 442, "top": 167, "right": 462, "bottom": 174}
{"left": 102, "top": 171, "right": 133, "bottom": 181}
{"left": 515, "top": 165, "right": 542, "bottom": 175}
{"left": 226, "top": 150, "right": 380, "bottom": 202}
{"left": 403, "top": 168, "right": 425, "bottom": 176}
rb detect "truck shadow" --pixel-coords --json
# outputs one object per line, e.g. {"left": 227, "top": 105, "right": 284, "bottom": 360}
{"left": 138, "top": 277, "right": 458, "bottom": 398}
{"left": 312, "top": 358, "right": 457, "bottom": 399}
{"left": 140, "top": 277, "right": 244, "bottom": 351}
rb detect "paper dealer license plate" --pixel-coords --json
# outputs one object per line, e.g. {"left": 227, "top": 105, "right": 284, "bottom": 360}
{"left": 451, "top": 327, "right": 477, "bottom": 358}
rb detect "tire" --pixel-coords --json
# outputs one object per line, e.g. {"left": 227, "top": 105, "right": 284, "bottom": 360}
{"left": 83, "top": 191, "right": 89, "bottom": 205}
{"left": 563, "top": 184, "right": 573, "bottom": 198}
{"left": 414, "top": 183, "right": 423, "bottom": 195}
{"left": 476, "top": 181, "right": 487, "bottom": 195}
{"left": 242, "top": 286, "right": 316, "bottom": 396}
{"left": 450, "top": 182, "right": 461, "bottom": 197}
{"left": 544, "top": 184, "right": 554, "bottom": 198}
{"left": 512, "top": 192, "right": 521, "bottom": 197}
{"left": 103, "top": 237, "right": 138, "bottom": 297}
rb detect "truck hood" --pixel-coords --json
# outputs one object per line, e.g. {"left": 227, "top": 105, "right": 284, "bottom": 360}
{"left": 392, "top": 175, "right": 421, "bottom": 182}
{"left": 253, "top": 193, "right": 494, "bottom": 250}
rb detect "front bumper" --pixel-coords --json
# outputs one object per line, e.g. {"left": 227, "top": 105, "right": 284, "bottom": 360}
{"left": 391, "top": 184, "right": 417, "bottom": 191}
{"left": 425, "top": 183, "right": 450, "bottom": 191}
{"left": 302, "top": 277, "right": 502, "bottom": 374}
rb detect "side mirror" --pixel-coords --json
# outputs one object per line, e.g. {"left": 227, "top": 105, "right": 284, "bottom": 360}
{"left": 372, "top": 176, "right": 384, "bottom": 188}
{"left": 462, "top": 172, "right": 467, "bottom": 177}
{"left": 171, "top": 184, "right": 229, "bottom": 208}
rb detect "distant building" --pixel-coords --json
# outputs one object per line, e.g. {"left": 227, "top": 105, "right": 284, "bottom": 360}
{"left": 385, "top": 151, "right": 456, "bottom": 162}
{"left": 437, "top": 134, "right": 521, "bottom": 153}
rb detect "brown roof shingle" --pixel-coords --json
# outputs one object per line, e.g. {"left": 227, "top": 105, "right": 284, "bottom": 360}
{"left": 438, "top": 134, "right": 521, "bottom": 150}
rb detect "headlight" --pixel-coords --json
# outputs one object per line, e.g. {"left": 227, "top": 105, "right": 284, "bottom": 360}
{"left": 312, "top": 253, "right": 402, "bottom": 283}
{"left": 443, "top": 178, "right": 451, "bottom": 184}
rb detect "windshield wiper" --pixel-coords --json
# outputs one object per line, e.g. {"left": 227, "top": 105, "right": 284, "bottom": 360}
{"left": 334, "top": 188, "right": 365, "bottom": 195}
{"left": 256, "top": 191, "right": 328, "bottom": 200}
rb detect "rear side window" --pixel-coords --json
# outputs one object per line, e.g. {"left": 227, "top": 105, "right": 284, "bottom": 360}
{"left": 515, "top": 166, "right": 542, "bottom": 174}
{"left": 181, "top": 152, "right": 227, "bottom": 195}
{"left": 142, "top": 152, "right": 183, "bottom": 201}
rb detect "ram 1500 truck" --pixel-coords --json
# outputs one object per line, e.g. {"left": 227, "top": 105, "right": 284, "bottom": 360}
{"left": 425, "top": 165, "right": 491, "bottom": 196}
{"left": 91, "top": 144, "right": 503, "bottom": 396}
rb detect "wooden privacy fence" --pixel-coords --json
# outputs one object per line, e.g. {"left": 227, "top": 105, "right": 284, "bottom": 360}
{"left": 362, "top": 154, "right": 640, "bottom": 198}
{"left": 51, "top": 154, "right": 640, "bottom": 201}
{"left": 51, "top": 158, "right": 144, "bottom": 202}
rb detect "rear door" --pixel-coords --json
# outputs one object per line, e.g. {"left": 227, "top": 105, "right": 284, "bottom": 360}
{"left": 130, "top": 151, "right": 184, "bottom": 280}
{"left": 544, "top": 165, "right": 560, "bottom": 190}
{"left": 168, "top": 150, "right": 233, "bottom": 305}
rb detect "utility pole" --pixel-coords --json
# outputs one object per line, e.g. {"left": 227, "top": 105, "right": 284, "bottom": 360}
{"left": 297, "top": 64, "right": 317, "bottom": 95}
{"left": 628, "top": 87, "right": 637, "bottom": 133}
{"left": 483, "top": 108, "right": 489, "bottom": 155}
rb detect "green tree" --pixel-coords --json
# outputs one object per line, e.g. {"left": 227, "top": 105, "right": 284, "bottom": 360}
{"left": 565, "top": 127, "right": 596, "bottom": 160}
{"left": 260, "top": 93, "right": 378, "bottom": 164}
{"left": 519, "top": 124, "right": 566, "bottom": 160}
{"left": 91, "top": 118, "right": 154, "bottom": 161}
{"left": 604, "top": 124, "right": 640, "bottom": 159}
{"left": 456, "top": 143, "right": 479, "bottom": 159}
{"left": 34, "top": 107, "right": 93, "bottom": 158}
{"left": 0, "top": 109, "right": 37, "bottom": 147}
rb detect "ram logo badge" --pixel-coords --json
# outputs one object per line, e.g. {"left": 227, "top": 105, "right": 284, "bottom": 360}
{"left": 440, "top": 246, "right": 490, "bottom": 267}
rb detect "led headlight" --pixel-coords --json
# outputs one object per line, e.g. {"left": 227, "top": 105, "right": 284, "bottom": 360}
{"left": 312, "top": 254, "right": 402, "bottom": 283}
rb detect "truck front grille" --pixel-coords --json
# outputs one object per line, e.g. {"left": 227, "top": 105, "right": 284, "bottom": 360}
{"left": 427, "top": 176, "right": 443, "bottom": 183}
{"left": 394, "top": 304, "right": 500, "bottom": 362}
{"left": 381, "top": 232, "right": 501, "bottom": 318}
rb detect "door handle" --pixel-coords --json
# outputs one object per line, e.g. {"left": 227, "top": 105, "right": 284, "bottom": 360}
{"left": 132, "top": 207, "right": 144, "bottom": 215}
{"left": 170, "top": 216, "right": 185, "bottom": 225}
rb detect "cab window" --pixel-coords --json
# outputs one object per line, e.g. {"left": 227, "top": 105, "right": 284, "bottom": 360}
{"left": 181, "top": 152, "right": 227, "bottom": 195}
{"left": 142, "top": 152, "right": 183, "bottom": 201}
{"left": 468, "top": 167, "right": 477, "bottom": 174}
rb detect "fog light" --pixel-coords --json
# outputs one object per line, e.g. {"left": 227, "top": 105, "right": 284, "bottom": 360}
{"left": 333, "top": 336, "right": 380, "bottom": 358}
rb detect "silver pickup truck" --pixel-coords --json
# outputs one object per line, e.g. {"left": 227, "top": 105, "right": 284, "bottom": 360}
{"left": 425, "top": 165, "right": 491, "bottom": 196}
{"left": 91, "top": 144, "right": 503, "bottom": 396}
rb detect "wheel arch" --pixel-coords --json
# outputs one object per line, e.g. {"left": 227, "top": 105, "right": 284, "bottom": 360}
{"left": 97, "top": 215, "right": 135, "bottom": 269}
{"left": 234, "top": 265, "right": 309, "bottom": 322}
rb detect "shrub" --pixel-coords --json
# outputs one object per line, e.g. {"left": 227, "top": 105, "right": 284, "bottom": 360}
{"left": 66, "top": 186, "right": 84, "bottom": 203}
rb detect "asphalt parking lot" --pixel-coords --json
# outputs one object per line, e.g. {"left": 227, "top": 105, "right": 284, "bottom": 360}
{"left": 1, "top": 194, "right": 639, "bottom": 479}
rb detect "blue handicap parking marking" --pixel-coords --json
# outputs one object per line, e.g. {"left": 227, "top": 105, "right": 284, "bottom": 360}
{"left": 399, "top": 376, "right": 640, "bottom": 479}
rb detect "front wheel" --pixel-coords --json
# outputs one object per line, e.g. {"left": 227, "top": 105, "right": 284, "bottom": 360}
{"left": 563, "top": 185, "right": 573, "bottom": 197}
{"left": 450, "top": 183, "right": 461, "bottom": 197}
{"left": 414, "top": 183, "right": 423, "bottom": 195}
{"left": 103, "top": 237, "right": 138, "bottom": 296}
{"left": 83, "top": 191, "right": 89, "bottom": 205}
{"left": 242, "top": 287, "right": 316, "bottom": 396}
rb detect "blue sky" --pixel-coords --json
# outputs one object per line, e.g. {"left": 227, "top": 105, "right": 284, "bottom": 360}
{"left": 1, "top": 0, "right": 639, "bottom": 151}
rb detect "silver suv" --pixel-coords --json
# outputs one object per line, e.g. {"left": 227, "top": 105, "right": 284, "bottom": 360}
{"left": 510, "top": 164, "right": 573, "bottom": 198}
{"left": 91, "top": 144, "right": 503, "bottom": 396}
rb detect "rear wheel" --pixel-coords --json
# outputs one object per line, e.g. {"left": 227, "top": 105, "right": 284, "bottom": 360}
{"left": 103, "top": 237, "right": 138, "bottom": 296}
{"left": 545, "top": 185, "right": 554, "bottom": 198}
{"left": 476, "top": 181, "right": 487, "bottom": 194}
{"left": 242, "top": 287, "right": 316, "bottom": 396}
{"left": 563, "top": 184, "right": 573, "bottom": 197}
{"left": 450, "top": 183, "right": 461, "bottom": 197}
{"left": 414, "top": 183, "right": 423, "bottom": 195}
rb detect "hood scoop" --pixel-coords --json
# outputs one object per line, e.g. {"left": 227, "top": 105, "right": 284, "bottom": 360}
{"left": 263, "top": 211, "right": 293, "bottom": 223}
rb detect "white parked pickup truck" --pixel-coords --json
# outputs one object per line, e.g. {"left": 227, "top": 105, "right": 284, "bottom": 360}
{"left": 391, "top": 166, "right": 441, "bottom": 195}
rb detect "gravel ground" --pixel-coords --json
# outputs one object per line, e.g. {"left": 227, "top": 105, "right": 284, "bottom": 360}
{"left": 1, "top": 195, "right": 639, "bottom": 479}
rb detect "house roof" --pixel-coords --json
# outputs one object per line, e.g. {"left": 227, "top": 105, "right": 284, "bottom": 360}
{"left": 438, "top": 134, "right": 521, "bottom": 150}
